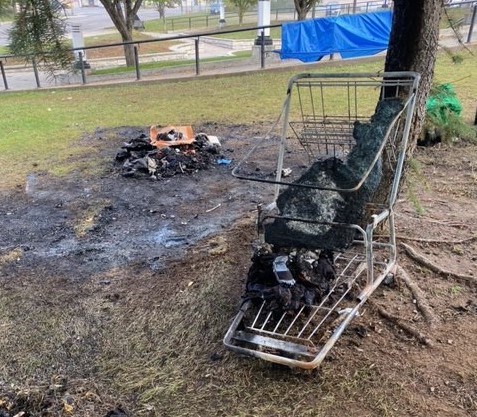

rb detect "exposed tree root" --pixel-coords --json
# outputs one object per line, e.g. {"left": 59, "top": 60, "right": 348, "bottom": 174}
{"left": 396, "top": 235, "right": 477, "bottom": 245}
{"left": 396, "top": 265, "right": 439, "bottom": 327}
{"left": 401, "top": 242, "right": 477, "bottom": 288}
{"left": 395, "top": 213, "right": 470, "bottom": 229}
{"left": 371, "top": 301, "right": 434, "bottom": 347}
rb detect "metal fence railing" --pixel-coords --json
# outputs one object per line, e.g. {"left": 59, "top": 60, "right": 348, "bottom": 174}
{"left": 0, "top": 1, "right": 476, "bottom": 91}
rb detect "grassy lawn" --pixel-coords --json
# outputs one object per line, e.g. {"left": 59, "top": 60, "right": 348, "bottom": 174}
{"left": 145, "top": 12, "right": 271, "bottom": 33}
{"left": 440, "top": 7, "right": 471, "bottom": 29}
{"left": 0, "top": 9, "right": 13, "bottom": 22}
{"left": 209, "top": 26, "right": 282, "bottom": 40}
{"left": 91, "top": 50, "right": 252, "bottom": 76}
{"left": 0, "top": 32, "right": 178, "bottom": 65}
{"left": 83, "top": 32, "right": 178, "bottom": 60}
{"left": 145, "top": 13, "right": 221, "bottom": 33}
{"left": 0, "top": 49, "right": 476, "bottom": 190}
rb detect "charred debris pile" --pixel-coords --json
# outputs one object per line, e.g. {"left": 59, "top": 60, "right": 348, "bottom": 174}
{"left": 245, "top": 243, "right": 339, "bottom": 313}
{"left": 115, "top": 125, "right": 229, "bottom": 179}
{"left": 245, "top": 99, "right": 404, "bottom": 310}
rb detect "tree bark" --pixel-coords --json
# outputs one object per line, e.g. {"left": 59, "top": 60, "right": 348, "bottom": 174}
{"left": 157, "top": 4, "right": 166, "bottom": 19}
{"left": 385, "top": 0, "right": 443, "bottom": 151}
{"left": 371, "top": 0, "right": 442, "bottom": 207}
{"left": 100, "top": 0, "right": 143, "bottom": 67}
{"left": 294, "top": 0, "right": 316, "bottom": 21}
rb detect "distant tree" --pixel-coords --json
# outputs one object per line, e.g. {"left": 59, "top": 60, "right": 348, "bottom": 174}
{"left": 99, "top": 0, "right": 144, "bottom": 67}
{"left": 227, "top": 0, "right": 256, "bottom": 25}
{"left": 8, "top": 0, "right": 72, "bottom": 74}
{"left": 150, "top": 0, "right": 181, "bottom": 19}
{"left": 294, "top": 0, "right": 319, "bottom": 20}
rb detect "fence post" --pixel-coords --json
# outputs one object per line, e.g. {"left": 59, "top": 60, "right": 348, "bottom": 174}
{"left": 195, "top": 38, "right": 200, "bottom": 75}
{"left": 260, "top": 30, "right": 265, "bottom": 69}
{"left": 276, "top": 9, "right": 278, "bottom": 21}
{"left": 32, "top": 57, "right": 41, "bottom": 88}
{"left": 189, "top": 17, "right": 192, "bottom": 29}
{"left": 79, "top": 51, "right": 87, "bottom": 85}
{"left": 0, "top": 61, "right": 8, "bottom": 90}
{"left": 467, "top": 5, "right": 476, "bottom": 43}
{"left": 134, "top": 45, "right": 141, "bottom": 80}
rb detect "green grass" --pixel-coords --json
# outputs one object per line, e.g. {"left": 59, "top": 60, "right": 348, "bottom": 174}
{"left": 440, "top": 7, "right": 469, "bottom": 29}
{"left": 91, "top": 50, "right": 252, "bottom": 76}
{"left": 0, "top": 8, "right": 13, "bottom": 22}
{"left": 210, "top": 26, "right": 282, "bottom": 40}
{"left": 145, "top": 13, "right": 221, "bottom": 33}
{"left": 0, "top": 49, "right": 476, "bottom": 190}
{"left": 145, "top": 11, "right": 274, "bottom": 33}
{"left": 83, "top": 31, "right": 151, "bottom": 46}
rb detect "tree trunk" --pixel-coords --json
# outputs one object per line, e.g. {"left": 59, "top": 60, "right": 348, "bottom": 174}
{"left": 239, "top": 9, "right": 244, "bottom": 25}
{"left": 122, "top": 39, "right": 135, "bottom": 67}
{"left": 294, "top": 0, "right": 310, "bottom": 20}
{"left": 385, "top": 0, "right": 442, "bottom": 151}
{"left": 371, "top": 0, "right": 442, "bottom": 207}
{"left": 100, "top": 0, "right": 143, "bottom": 67}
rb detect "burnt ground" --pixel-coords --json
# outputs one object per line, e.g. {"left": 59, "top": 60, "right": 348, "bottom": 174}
{"left": 0, "top": 125, "right": 476, "bottom": 417}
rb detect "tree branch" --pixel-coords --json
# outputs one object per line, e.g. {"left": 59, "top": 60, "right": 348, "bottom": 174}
{"left": 396, "top": 235, "right": 477, "bottom": 244}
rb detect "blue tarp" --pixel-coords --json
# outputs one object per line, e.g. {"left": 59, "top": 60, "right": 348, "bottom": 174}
{"left": 280, "top": 11, "right": 393, "bottom": 62}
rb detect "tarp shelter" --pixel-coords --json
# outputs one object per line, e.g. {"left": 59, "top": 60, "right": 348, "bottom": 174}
{"left": 280, "top": 11, "right": 393, "bottom": 62}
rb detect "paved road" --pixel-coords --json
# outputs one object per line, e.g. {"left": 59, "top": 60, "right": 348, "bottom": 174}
{"left": 0, "top": 5, "right": 181, "bottom": 46}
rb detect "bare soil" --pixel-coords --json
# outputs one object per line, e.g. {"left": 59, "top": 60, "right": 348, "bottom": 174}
{"left": 0, "top": 125, "right": 476, "bottom": 417}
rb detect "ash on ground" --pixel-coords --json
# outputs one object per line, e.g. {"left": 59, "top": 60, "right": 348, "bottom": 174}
{"left": 265, "top": 98, "right": 404, "bottom": 251}
{"left": 244, "top": 243, "right": 340, "bottom": 313}
{"left": 115, "top": 130, "right": 227, "bottom": 179}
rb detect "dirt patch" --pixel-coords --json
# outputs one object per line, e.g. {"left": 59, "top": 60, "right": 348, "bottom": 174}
{"left": 0, "top": 127, "right": 476, "bottom": 416}
{"left": 0, "top": 124, "right": 272, "bottom": 280}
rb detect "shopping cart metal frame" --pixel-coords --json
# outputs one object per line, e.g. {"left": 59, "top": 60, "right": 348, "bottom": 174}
{"left": 224, "top": 72, "right": 420, "bottom": 369}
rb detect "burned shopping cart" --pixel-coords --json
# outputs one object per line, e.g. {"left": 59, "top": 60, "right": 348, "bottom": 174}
{"left": 223, "top": 72, "right": 420, "bottom": 369}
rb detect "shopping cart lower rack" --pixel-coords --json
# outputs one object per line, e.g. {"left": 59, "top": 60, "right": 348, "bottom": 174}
{"left": 223, "top": 72, "right": 420, "bottom": 369}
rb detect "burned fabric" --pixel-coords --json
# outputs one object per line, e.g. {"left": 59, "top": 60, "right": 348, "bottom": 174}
{"left": 264, "top": 98, "right": 404, "bottom": 251}
{"left": 115, "top": 132, "right": 222, "bottom": 179}
{"left": 244, "top": 244, "right": 338, "bottom": 313}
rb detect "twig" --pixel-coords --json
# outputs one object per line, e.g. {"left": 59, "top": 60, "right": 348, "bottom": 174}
{"left": 205, "top": 203, "right": 221, "bottom": 213}
{"left": 396, "top": 235, "right": 476, "bottom": 245}
{"left": 396, "top": 265, "right": 439, "bottom": 327}
{"left": 371, "top": 301, "right": 434, "bottom": 347}
{"left": 401, "top": 242, "right": 477, "bottom": 287}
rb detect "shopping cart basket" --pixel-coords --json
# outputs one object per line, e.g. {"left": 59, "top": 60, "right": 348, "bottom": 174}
{"left": 223, "top": 72, "right": 420, "bottom": 369}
